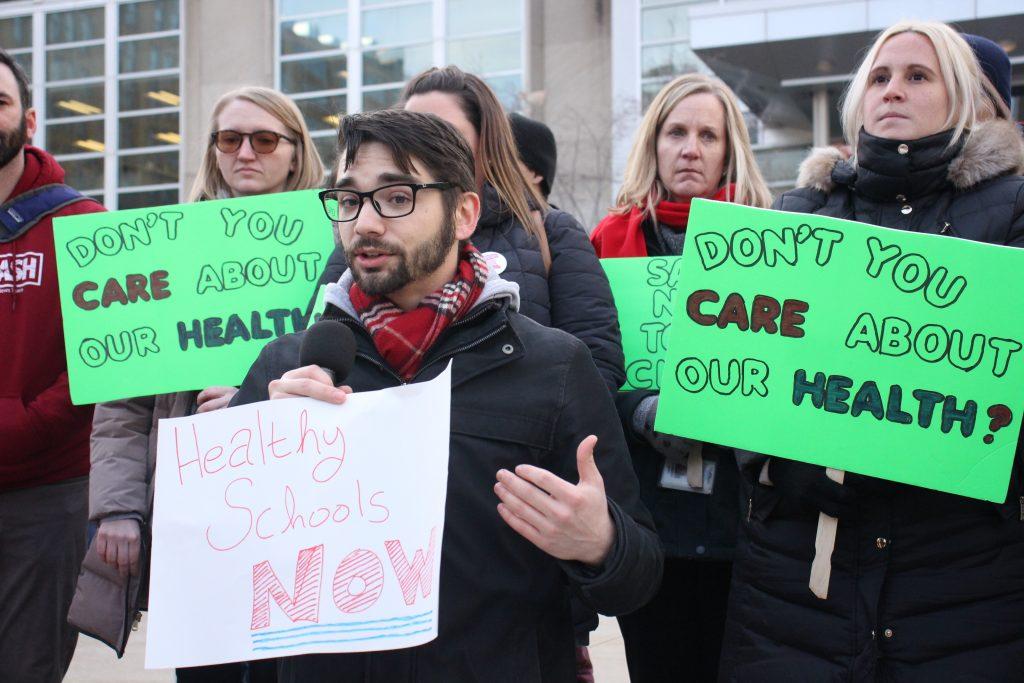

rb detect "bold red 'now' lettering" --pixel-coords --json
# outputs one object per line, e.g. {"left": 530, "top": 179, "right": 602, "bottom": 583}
{"left": 384, "top": 528, "right": 436, "bottom": 606}
{"left": 251, "top": 544, "right": 324, "bottom": 630}
{"left": 332, "top": 548, "right": 385, "bottom": 613}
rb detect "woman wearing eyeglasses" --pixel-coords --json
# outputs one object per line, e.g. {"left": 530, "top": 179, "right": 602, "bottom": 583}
{"left": 86, "top": 87, "right": 323, "bottom": 683}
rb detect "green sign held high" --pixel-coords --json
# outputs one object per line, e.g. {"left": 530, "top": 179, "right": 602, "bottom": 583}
{"left": 54, "top": 189, "right": 335, "bottom": 405}
{"left": 654, "top": 199, "right": 1024, "bottom": 503}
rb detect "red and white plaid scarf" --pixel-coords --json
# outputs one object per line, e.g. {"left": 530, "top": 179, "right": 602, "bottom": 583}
{"left": 350, "top": 243, "right": 490, "bottom": 380}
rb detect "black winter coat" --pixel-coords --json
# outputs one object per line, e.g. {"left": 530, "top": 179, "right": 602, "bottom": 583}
{"left": 233, "top": 292, "right": 663, "bottom": 682}
{"left": 309, "top": 186, "right": 626, "bottom": 394}
{"left": 720, "top": 120, "right": 1024, "bottom": 682}
{"left": 614, "top": 220, "right": 739, "bottom": 560}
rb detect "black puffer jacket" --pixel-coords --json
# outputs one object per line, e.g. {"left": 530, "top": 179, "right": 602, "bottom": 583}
{"left": 310, "top": 186, "right": 626, "bottom": 394}
{"left": 720, "top": 120, "right": 1024, "bottom": 682}
{"left": 234, "top": 281, "right": 662, "bottom": 683}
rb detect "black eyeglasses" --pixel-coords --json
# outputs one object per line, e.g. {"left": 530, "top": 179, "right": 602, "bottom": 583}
{"left": 319, "top": 183, "right": 454, "bottom": 222}
{"left": 211, "top": 130, "right": 296, "bottom": 154}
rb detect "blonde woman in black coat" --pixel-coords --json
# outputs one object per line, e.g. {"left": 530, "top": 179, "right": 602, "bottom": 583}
{"left": 720, "top": 21, "right": 1024, "bottom": 682}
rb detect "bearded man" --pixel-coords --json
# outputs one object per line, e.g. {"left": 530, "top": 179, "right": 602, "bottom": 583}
{"left": 231, "top": 109, "right": 662, "bottom": 682}
{"left": 0, "top": 48, "right": 106, "bottom": 682}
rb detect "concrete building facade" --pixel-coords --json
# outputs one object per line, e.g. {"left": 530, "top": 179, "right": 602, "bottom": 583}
{"left": 2, "top": 0, "right": 1021, "bottom": 227}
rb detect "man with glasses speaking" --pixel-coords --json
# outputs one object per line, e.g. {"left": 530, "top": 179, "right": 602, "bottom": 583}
{"left": 230, "top": 109, "right": 662, "bottom": 682}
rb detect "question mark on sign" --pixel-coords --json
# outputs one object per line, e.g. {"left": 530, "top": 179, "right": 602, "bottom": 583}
{"left": 984, "top": 404, "right": 1013, "bottom": 444}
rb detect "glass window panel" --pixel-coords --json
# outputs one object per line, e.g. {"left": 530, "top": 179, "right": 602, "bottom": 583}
{"left": 281, "top": 54, "right": 347, "bottom": 93}
{"left": 447, "top": 0, "right": 521, "bottom": 37}
{"left": 120, "top": 0, "right": 180, "bottom": 36}
{"left": 0, "top": 16, "right": 32, "bottom": 50}
{"left": 363, "top": 44, "right": 431, "bottom": 86}
{"left": 12, "top": 52, "right": 31, "bottom": 81}
{"left": 119, "top": 75, "right": 180, "bottom": 111}
{"left": 483, "top": 74, "right": 521, "bottom": 112}
{"left": 47, "top": 120, "right": 105, "bottom": 155}
{"left": 280, "top": 0, "right": 337, "bottom": 16}
{"left": 46, "top": 44, "right": 104, "bottom": 81}
{"left": 294, "top": 94, "right": 346, "bottom": 133}
{"left": 282, "top": 14, "right": 346, "bottom": 55}
{"left": 642, "top": 79, "right": 671, "bottom": 111}
{"left": 46, "top": 7, "right": 104, "bottom": 45}
{"left": 312, "top": 134, "right": 337, "bottom": 175}
{"left": 447, "top": 34, "right": 520, "bottom": 74}
{"left": 119, "top": 150, "right": 178, "bottom": 187}
{"left": 46, "top": 83, "right": 104, "bottom": 119}
{"left": 56, "top": 158, "right": 102, "bottom": 192}
{"left": 362, "top": 87, "right": 402, "bottom": 112}
{"left": 641, "top": 5, "right": 690, "bottom": 44}
{"left": 58, "top": 156, "right": 104, "bottom": 191}
{"left": 119, "top": 35, "right": 179, "bottom": 73}
{"left": 119, "top": 112, "right": 179, "bottom": 149}
{"left": 361, "top": 4, "right": 431, "bottom": 48}
{"left": 641, "top": 43, "right": 702, "bottom": 79}
{"left": 118, "top": 188, "right": 178, "bottom": 210}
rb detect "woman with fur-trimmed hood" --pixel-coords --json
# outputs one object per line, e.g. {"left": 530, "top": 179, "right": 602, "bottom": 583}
{"left": 720, "top": 21, "right": 1024, "bottom": 682}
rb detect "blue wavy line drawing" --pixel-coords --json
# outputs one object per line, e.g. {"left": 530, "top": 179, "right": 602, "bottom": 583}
{"left": 252, "top": 619, "right": 432, "bottom": 644}
{"left": 252, "top": 627, "right": 433, "bottom": 651}
{"left": 251, "top": 611, "right": 433, "bottom": 638}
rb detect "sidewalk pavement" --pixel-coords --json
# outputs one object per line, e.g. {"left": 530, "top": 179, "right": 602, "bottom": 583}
{"left": 65, "top": 615, "right": 630, "bottom": 682}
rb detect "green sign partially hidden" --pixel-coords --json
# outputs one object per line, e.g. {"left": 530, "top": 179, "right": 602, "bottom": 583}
{"left": 654, "top": 199, "right": 1024, "bottom": 502}
{"left": 602, "top": 256, "right": 682, "bottom": 390}
{"left": 54, "top": 190, "right": 335, "bottom": 405}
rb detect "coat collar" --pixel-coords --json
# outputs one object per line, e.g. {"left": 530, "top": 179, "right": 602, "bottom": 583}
{"left": 796, "top": 119, "right": 1024, "bottom": 195}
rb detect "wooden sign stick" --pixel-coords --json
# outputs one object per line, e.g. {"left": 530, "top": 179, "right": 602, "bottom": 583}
{"left": 809, "top": 467, "right": 845, "bottom": 599}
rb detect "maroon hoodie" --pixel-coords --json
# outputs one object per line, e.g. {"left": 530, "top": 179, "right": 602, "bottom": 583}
{"left": 0, "top": 146, "right": 104, "bottom": 491}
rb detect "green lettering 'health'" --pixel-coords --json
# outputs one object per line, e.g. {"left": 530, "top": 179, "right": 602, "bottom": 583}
{"left": 653, "top": 200, "right": 1024, "bottom": 502}
{"left": 54, "top": 190, "right": 335, "bottom": 404}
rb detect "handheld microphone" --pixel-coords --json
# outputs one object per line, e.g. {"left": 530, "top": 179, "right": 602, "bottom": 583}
{"left": 299, "top": 320, "right": 357, "bottom": 387}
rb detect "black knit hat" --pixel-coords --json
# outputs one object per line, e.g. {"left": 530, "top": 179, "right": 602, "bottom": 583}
{"left": 963, "top": 33, "right": 1012, "bottom": 109}
{"left": 509, "top": 112, "right": 557, "bottom": 198}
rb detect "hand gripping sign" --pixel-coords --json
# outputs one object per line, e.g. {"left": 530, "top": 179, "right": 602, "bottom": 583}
{"left": 145, "top": 365, "right": 451, "bottom": 669}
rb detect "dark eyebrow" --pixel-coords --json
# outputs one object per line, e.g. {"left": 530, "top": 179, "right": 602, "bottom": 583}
{"left": 377, "top": 171, "right": 418, "bottom": 184}
{"left": 335, "top": 171, "right": 419, "bottom": 189}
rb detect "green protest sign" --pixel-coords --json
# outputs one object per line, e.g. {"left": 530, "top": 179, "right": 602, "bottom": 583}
{"left": 54, "top": 190, "right": 335, "bottom": 405}
{"left": 654, "top": 199, "right": 1024, "bottom": 502}
{"left": 601, "top": 257, "right": 683, "bottom": 390}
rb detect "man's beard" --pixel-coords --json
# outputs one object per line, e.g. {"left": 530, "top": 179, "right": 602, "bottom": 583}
{"left": 346, "top": 214, "right": 457, "bottom": 297}
{"left": 0, "top": 114, "right": 28, "bottom": 169}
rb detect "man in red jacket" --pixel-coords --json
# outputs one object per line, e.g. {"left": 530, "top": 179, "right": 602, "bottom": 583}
{"left": 0, "top": 49, "right": 105, "bottom": 682}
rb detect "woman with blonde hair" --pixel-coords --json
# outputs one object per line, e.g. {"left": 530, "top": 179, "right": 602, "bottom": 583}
{"left": 720, "top": 21, "right": 1024, "bottom": 681}
{"left": 590, "top": 72, "right": 770, "bottom": 682}
{"left": 87, "top": 86, "right": 323, "bottom": 683}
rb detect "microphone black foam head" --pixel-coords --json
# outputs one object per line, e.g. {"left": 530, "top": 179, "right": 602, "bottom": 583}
{"left": 299, "top": 320, "right": 357, "bottom": 383}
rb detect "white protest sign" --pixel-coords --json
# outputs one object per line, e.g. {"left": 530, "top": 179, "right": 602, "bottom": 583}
{"left": 145, "top": 364, "right": 452, "bottom": 669}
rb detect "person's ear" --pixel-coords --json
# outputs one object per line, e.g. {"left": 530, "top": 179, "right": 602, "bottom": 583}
{"left": 24, "top": 107, "right": 36, "bottom": 140}
{"left": 454, "top": 190, "right": 480, "bottom": 242}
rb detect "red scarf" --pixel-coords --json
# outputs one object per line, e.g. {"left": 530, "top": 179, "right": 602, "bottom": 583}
{"left": 591, "top": 184, "right": 737, "bottom": 257}
{"left": 350, "top": 244, "right": 490, "bottom": 380}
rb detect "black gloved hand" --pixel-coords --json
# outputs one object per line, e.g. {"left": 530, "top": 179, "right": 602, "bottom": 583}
{"left": 768, "top": 458, "right": 856, "bottom": 518}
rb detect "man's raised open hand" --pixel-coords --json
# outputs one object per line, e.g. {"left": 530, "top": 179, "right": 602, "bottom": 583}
{"left": 494, "top": 435, "right": 614, "bottom": 567}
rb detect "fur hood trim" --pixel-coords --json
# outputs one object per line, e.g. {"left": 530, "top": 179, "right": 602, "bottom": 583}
{"left": 796, "top": 119, "right": 1024, "bottom": 193}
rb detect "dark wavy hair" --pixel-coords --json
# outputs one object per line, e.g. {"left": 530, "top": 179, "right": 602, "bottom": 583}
{"left": 336, "top": 109, "right": 476, "bottom": 217}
